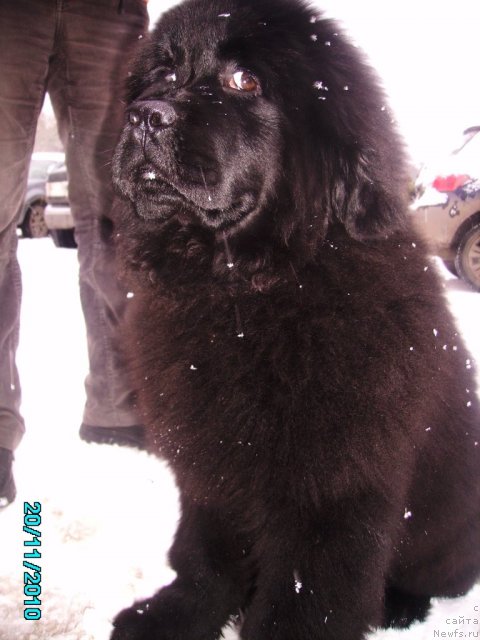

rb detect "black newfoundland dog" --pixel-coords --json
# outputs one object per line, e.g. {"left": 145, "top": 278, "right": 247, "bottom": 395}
{"left": 110, "top": 0, "right": 480, "bottom": 638}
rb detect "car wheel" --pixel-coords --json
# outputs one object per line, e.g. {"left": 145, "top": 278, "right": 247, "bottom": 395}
{"left": 21, "top": 201, "right": 49, "bottom": 238}
{"left": 442, "top": 259, "right": 458, "bottom": 277}
{"left": 50, "top": 229, "right": 77, "bottom": 248}
{"left": 454, "top": 223, "right": 480, "bottom": 291}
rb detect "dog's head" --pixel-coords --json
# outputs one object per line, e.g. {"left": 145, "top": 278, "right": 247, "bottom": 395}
{"left": 113, "top": 0, "right": 408, "bottom": 247}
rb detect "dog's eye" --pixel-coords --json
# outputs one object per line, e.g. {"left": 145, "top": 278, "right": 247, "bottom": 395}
{"left": 225, "top": 70, "right": 260, "bottom": 93}
{"left": 164, "top": 72, "right": 177, "bottom": 83}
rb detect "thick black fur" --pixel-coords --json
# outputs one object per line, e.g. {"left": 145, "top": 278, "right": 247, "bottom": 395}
{"left": 110, "top": 0, "right": 480, "bottom": 638}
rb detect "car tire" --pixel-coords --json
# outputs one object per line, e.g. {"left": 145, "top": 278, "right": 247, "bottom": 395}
{"left": 442, "top": 259, "right": 458, "bottom": 277}
{"left": 21, "top": 201, "right": 49, "bottom": 238}
{"left": 50, "top": 229, "right": 77, "bottom": 249}
{"left": 454, "top": 223, "right": 480, "bottom": 291}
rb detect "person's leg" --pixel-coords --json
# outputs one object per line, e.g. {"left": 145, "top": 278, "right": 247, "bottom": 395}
{"left": 0, "top": 0, "right": 57, "bottom": 504}
{"left": 47, "top": 0, "right": 148, "bottom": 445}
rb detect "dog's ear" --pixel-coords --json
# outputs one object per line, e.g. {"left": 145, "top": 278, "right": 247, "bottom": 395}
{"left": 303, "top": 29, "right": 410, "bottom": 241}
{"left": 326, "top": 140, "right": 409, "bottom": 240}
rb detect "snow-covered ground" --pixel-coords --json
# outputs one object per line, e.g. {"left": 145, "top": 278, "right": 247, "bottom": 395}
{"left": 1, "top": 238, "right": 479, "bottom": 640}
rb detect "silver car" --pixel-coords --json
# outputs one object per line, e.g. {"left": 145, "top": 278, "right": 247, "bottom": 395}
{"left": 44, "top": 162, "right": 76, "bottom": 248}
{"left": 18, "top": 151, "right": 64, "bottom": 238}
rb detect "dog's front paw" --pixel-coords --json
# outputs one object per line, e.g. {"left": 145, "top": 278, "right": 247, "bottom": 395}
{"left": 111, "top": 600, "right": 158, "bottom": 640}
{"left": 110, "top": 585, "right": 225, "bottom": 640}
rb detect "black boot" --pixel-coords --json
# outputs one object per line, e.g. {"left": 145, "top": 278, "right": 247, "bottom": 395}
{"left": 0, "top": 447, "right": 16, "bottom": 508}
{"left": 79, "top": 424, "right": 145, "bottom": 449}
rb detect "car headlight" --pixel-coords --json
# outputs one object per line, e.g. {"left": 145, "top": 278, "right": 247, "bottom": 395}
{"left": 46, "top": 180, "right": 69, "bottom": 199}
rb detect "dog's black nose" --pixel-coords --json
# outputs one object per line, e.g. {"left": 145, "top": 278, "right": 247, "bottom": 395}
{"left": 127, "top": 100, "right": 177, "bottom": 130}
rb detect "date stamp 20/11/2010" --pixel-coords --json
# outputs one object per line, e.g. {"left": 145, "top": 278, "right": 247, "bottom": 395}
{"left": 23, "top": 502, "right": 42, "bottom": 620}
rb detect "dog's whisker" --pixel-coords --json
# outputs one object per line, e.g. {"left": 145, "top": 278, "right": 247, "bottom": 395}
{"left": 199, "top": 166, "right": 212, "bottom": 202}
{"left": 222, "top": 231, "right": 235, "bottom": 269}
{"left": 289, "top": 262, "right": 303, "bottom": 289}
{"left": 221, "top": 232, "right": 244, "bottom": 337}
{"left": 234, "top": 303, "right": 245, "bottom": 338}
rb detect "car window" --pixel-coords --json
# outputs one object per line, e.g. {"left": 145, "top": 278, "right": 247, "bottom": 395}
{"left": 451, "top": 130, "right": 480, "bottom": 176}
{"left": 28, "top": 159, "right": 61, "bottom": 181}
